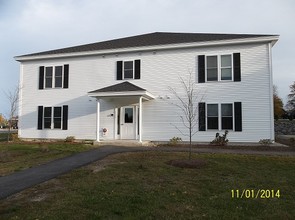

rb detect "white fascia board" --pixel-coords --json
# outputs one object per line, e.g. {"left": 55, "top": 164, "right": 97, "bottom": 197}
{"left": 88, "top": 90, "right": 155, "bottom": 99}
{"left": 15, "top": 36, "right": 279, "bottom": 62}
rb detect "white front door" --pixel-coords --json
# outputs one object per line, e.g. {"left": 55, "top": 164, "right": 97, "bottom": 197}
{"left": 121, "top": 106, "right": 135, "bottom": 139}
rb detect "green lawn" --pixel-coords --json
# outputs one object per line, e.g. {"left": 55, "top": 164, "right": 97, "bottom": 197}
{"left": 0, "top": 151, "right": 294, "bottom": 219}
{"left": 0, "top": 142, "right": 95, "bottom": 176}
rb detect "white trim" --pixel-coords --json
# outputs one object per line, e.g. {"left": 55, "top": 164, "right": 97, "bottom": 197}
{"left": 96, "top": 100, "right": 100, "bottom": 141}
{"left": 15, "top": 36, "right": 279, "bottom": 62}
{"left": 268, "top": 43, "right": 275, "bottom": 141}
{"left": 139, "top": 96, "right": 142, "bottom": 142}
{"left": 88, "top": 90, "right": 155, "bottom": 100}
{"left": 18, "top": 64, "right": 24, "bottom": 137}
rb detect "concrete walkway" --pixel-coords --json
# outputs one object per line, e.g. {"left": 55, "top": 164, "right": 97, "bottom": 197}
{"left": 0, "top": 145, "right": 294, "bottom": 200}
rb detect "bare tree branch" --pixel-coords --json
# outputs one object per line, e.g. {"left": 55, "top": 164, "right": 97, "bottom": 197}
{"left": 3, "top": 85, "right": 20, "bottom": 141}
{"left": 168, "top": 70, "right": 205, "bottom": 159}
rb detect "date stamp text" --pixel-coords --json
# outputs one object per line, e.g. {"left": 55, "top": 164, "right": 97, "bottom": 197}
{"left": 231, "top": 189, "right": 280, "bottom": 199}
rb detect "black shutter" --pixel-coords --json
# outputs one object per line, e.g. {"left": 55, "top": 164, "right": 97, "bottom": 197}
{"left": 198, "top": 55, "right": 205, "bottom": 83}
{"left": 198, "top": 102, "right": 206, "bottom": 131}
{"left": 37, "top": 106, "right": 43, "bottom": 130}
{"left": 234, "top": 102, "right": 242, "bottom": 131}
{"left": 63, "top": 64, "right": 69, "bottom": 88}
{"left": 62, "top": 105, "right": 68, "bottom": 130}
{"left": 117, "top": 61, "right": 123, "bottom": 80}
{"left": 134, "top": 60, "right": 141, "bottom": 79}
{"left": 39, "top": 66, "right": 44, "bottom": 90}
{"left": 233, "top": 53, "right": 241, "bottom": 82}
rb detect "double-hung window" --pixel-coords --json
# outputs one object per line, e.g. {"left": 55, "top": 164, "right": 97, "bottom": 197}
{"left": 206, "top": 103, "right": 233, "bottom": 130}
{"left": 37, "top": 105, "right": 68, "bottom": 130}
{"left": 45, "top": 67, "right": 53, "bottom": 88}
{"left": 54, "top": 66, "right": 63, "bottom": 88}
{"left": 207, "top": 104, "right": 218, "bottom": 129}
{"left": 53, "top": 107, "right": 62, "bottom": 129}
{"left": 45, "top": 66, "right": 63, "bottom": 89}
{"left": 206, "top": 54, "right": 233, "bottom": 82}
{"left": 39, "top": 64, "right": 69, "bottom": 89}
{"left": 220, "top": 55, "right": 232, "bottom": 80}
{"left": 199, "top": 102, "right": 242, "bottom": 132}
{"left": 221, "top": 104, "right": 233, "bottom": 130}
{"left": 117, "top": 60, "right": 141, "bottom": 80}
{"left": 123, "top": 61, "right": 134, "bottom": 79}
{"left": 43, "top": 107, "right": 52, "bottom": 129}
{"left": 198, "top": 53, "right": 240, "bottom": 83}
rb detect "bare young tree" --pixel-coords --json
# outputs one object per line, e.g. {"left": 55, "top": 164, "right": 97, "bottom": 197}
{"left": 4, "top": 85, "right": 19, "bottom": 141}
{"left": 168, "top": 71, "right": 204, "bottom": 159}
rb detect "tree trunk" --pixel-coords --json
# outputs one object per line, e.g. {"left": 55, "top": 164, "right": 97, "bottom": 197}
{"left": 7, "top": 120, "right": 11, "bottom": 142}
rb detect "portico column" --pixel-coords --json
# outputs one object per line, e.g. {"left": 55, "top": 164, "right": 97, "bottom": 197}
{"left": 139, "top": 96, "right": 142, "bottom": 143}
{"left": 96, "top": 99, "right": 100, "bottom": 142}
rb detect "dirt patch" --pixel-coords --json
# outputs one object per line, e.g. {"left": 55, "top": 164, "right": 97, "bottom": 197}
{"left": 88, "top": 158, "right": 126, "bottom": 173}
{"left": 166, "top": 159, "right": 207, "bottom": 169}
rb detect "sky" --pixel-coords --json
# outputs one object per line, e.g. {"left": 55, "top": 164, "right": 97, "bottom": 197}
{"left": 0, "top": 0, "right": 294, "bottom": 117}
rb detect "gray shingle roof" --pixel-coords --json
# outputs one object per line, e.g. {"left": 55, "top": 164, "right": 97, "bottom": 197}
{"left": 18, "top": 32, "right": 276, "bottom": 57}
{"left": 89, "top": 81, "right": 145, "bottom": 93}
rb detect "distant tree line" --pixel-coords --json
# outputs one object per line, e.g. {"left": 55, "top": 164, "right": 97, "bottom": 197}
{"left": 274, "top": 81, "right": 295, "bottom": 120}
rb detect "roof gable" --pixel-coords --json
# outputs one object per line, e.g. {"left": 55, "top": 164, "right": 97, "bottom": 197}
{"left": 89, "top": 81, "right": 145, "bottom": 93}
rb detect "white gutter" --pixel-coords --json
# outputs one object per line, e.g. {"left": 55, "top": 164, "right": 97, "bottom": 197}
{"left": 15, "top": 36, "right": 279, "bottom": 62}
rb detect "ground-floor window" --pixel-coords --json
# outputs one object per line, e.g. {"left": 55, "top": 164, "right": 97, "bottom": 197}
{"left": 37, "top": 105, "right": 68, "bottom": 130}
{"left": 199, "top": 102, "right": 242, "bottom": 132}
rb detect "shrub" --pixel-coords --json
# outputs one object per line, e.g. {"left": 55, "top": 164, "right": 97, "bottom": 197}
{"left": 210, "top": 130, "right": 229, "bottom": 146}
{"left": 11, "top": 133, "right": 19, "bottom": 142}
{"left": 259, "top": 139, "right": 273, "bottom": 146}
{"left": 65, "top": 136, "right": 75, "bottom": 143}
{"left": 169, "top": 137, "right": 182, "bottom": 145}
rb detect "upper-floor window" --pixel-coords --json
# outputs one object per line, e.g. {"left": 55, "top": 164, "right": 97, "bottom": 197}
{"left": 39, "top": 64, "right": 69, "bottom": 90}
{"left": 206, "top": 54, "right": 233, "bottom": 82}
{"left": 123, "top": 61, "right": 134, "bottom": 79}
{"left": 117, "top": 60, "right": 141, "bottom": 80}
{"left": 198, "top": 53, "right": 241, "bottom": 83}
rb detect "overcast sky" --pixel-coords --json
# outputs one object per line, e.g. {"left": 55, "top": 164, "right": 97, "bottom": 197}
{"left": 0, "top": 0, "right": 294, "bottom": 117}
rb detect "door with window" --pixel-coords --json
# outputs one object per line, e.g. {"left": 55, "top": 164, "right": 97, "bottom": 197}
{"left": 121, "top": 106, "right": 135, "bottom": 139}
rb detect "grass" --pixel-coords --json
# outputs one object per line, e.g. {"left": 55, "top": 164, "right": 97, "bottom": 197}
{"left": 0, "top": 151, "right": 294, "bottom": 219}
{"left": 0, "top": 142, "right": 95, "bottom": 176}
{"left": 0, "top": 132, "right": 9, "bottom": 142}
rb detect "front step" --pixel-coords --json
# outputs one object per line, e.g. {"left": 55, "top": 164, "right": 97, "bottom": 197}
{"left": 94, "top": 140, "right": 155, "bottom": 147}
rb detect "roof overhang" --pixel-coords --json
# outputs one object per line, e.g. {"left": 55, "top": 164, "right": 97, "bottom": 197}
{"left": 88, "top": 90, "right": 155, "bottom": 100}
{"left": 88, "top": 81, "right": 155, "bottom": 100}
{"left": 15, "top": 36, "right": 279, "bottom": 62}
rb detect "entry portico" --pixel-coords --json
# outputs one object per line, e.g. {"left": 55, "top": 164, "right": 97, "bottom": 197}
{"left": 88, "top": 81, "right": 155, "bottom": 142}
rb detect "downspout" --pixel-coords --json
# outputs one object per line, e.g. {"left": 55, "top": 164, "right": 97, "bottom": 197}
{"left": 268, "top": 43, "right": 275, "bottom": 141}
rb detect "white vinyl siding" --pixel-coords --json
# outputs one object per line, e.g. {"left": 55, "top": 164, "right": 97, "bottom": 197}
{"left": 19, "top": 42, "right": 273, "bottom": 142}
